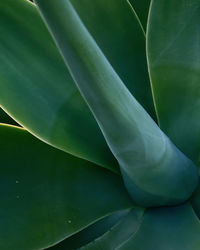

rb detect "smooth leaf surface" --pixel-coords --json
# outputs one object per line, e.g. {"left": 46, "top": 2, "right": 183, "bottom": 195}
{"left": 80, "top": 208, "right": 144, "bottom": 250}
{"left": 128, "top": 0, "right": 151, "bottom": 31}
{"left": 147, "top": 0, "right": 200, "bottom": 165}
{"left": 35, "top": 0, "right": 198, "bottom": 207}
{"left": 70, "top": 203, "right": 200, "bottom": 250}
{"left": 68, "top": 0, "right": 156, "bottom": 121}
{"left": 0, "top": 124, "right": 133, "bottom": 250}
{"left": 118, "top": 203, "right": 200, "bottom": 250}
{"left": 0, "top": 0, "right": 118, "bottom": 171}
{"left": 0, "top": 0, "right": 156, "bottom": 171}
{"left": 48, "top": 210, "right": 129, "bottom": 249}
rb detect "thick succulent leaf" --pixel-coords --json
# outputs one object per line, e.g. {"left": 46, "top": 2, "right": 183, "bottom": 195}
{"left": 118, "top": 203, "right": 200, "bottom": 250}
{"left": 147, "top": 0, "right": 200, "bottom": 165}
{"left": 34, "top": 0, "right": 198, "bottom": 207}
{"left": 0, "top": 107, "right": 18, "bottom": 125}
{"left": 68, "top": 0, "right": 156, "bottom": 121}
{"left": 80, "top": 208, "right": 144, "bottom": 250}
{"left": 0, "top": 0, "right": 155, "bottom": 171}
{"left": 128, "top": 0, "right": 151, "bottom": 31}
{"left": 74, "top": 203, "right": 200, "bottom": 250}
{"left": 0, "top": 124, "right": 133, "bottom": 250}
{"left": 48, "top": 210, "right": 129, "bottom": 249}
{"left": 0, "top": 0, "right": 118, "bottom": 172}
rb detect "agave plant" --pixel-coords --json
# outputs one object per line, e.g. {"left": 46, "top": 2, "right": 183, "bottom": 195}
{"left": 0, "top": 0, "right": 200, "bottom": 249}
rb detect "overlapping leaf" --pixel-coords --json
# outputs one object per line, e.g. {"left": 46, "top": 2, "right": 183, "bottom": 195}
{"left": 81, "top": 208, "right": 144, "bottom": 250}
{"left": 147, "top": 0, "right": 200, "bottom": 165}
{"left": 2, "top": 0, "right": 200, "bottom": 249}
{"left": 48, "top": 210, "right": 129, "bottom": 249}
{"left": 0, "top": 0, "right": 155, "bottom": 172}
{"left": 34, "top": 0, "right": 198, "bottom": 207}
{"left": 49, "top": 203, "right": 200, "bottom": 249}
{"left": 68, "top": 0, "right": 155, "bottom": 120}
{"left": 0, "top": 124, "right": 133, "bottom": 249}
{"left": 117, "top": 203, "right": 200, "bottom": 250}
{"left": 128, "top": 0, "right": 151, "bottom": 31}
{"left": 0, "top": 0, "right": 117, "bottom": 171}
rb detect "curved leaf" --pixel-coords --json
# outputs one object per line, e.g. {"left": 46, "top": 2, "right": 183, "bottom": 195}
{"left": 147, "top": 0, "right": 200, "bottom": 165}
{"left": 0, "top": 124, "right": 133, "bottom": 249}
{"left": 80, "top": 208, "right": 144, "bottom": 250}
{"left": 0, "top": 0, "right": 118, "bottom": 171}
{"left": 69, "top": 0, "right": 156, "bottom": 120}
{"left": 118, "top": 203, "right": 200, "bottom": 250}
{"left": 34, "top": 0, "right": 198, "bottom": 207}
{"left": 48, "top": 210, "right": 129, "bottom": 249}
{"left": 128, "top": 0, "right": 151, "bottom": 31}
{"left": 0, "top": 0, "right": 155, "bottom": 171}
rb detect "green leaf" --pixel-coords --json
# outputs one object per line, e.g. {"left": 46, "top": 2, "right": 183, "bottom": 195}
{"left": 34, "top": 0, "right": 198, "bottom": 207}
{"left": 73, "top": 203, "right": 200, "bottom": 250}
{"left": 80, "top": 208, "right": 144, "bottom": 250}
{"left": 0, "top": 0, "right": 118, "bottom": 172}
{"left": 118, "top": 203, "right": 200, "bottom": 250}
{"left": 0, "top": 124, "right": 133, "bottom": 249}
{"left": 128, "top": 0, "right": 151, "bottom": 31}
{"left": 147, "top": 0, "right": 200, "bottom": 165}
{"left": 0, "top": 0, "right": 155, "bottom": 172}
{"left": 48, "top": 210, "right": 129, "bottom": 249}
{"left": 68, "top": 0, "right": 156, "bottom": 121}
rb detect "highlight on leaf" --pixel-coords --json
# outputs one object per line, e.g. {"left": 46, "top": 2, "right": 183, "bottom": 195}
{"left": 0, "top": 0, "right": 200, "bottom": 249}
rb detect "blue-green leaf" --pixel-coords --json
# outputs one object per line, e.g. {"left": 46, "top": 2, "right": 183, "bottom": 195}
{"left": 0, "top": 124, "right": 133, "bottom": 249}
{"left": 0, "top": 0, "right": 118, "bottom": 171}
{"left": 48, "top": 210, "right": 129, "bottom": 249}
{"left": 147, "top": 0, "right": 200, "bottom": 165}
{"left": 34, "top": 0, "right": 198, "bottom": 207}
{"left": 80, "top": 208, "right": 144, "bottom": 250}
{"left": 68, "top": 0, "right": 156, "bottom": 120}
{"left": 118, "top": 203, "right": 200, "bottom": 250}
